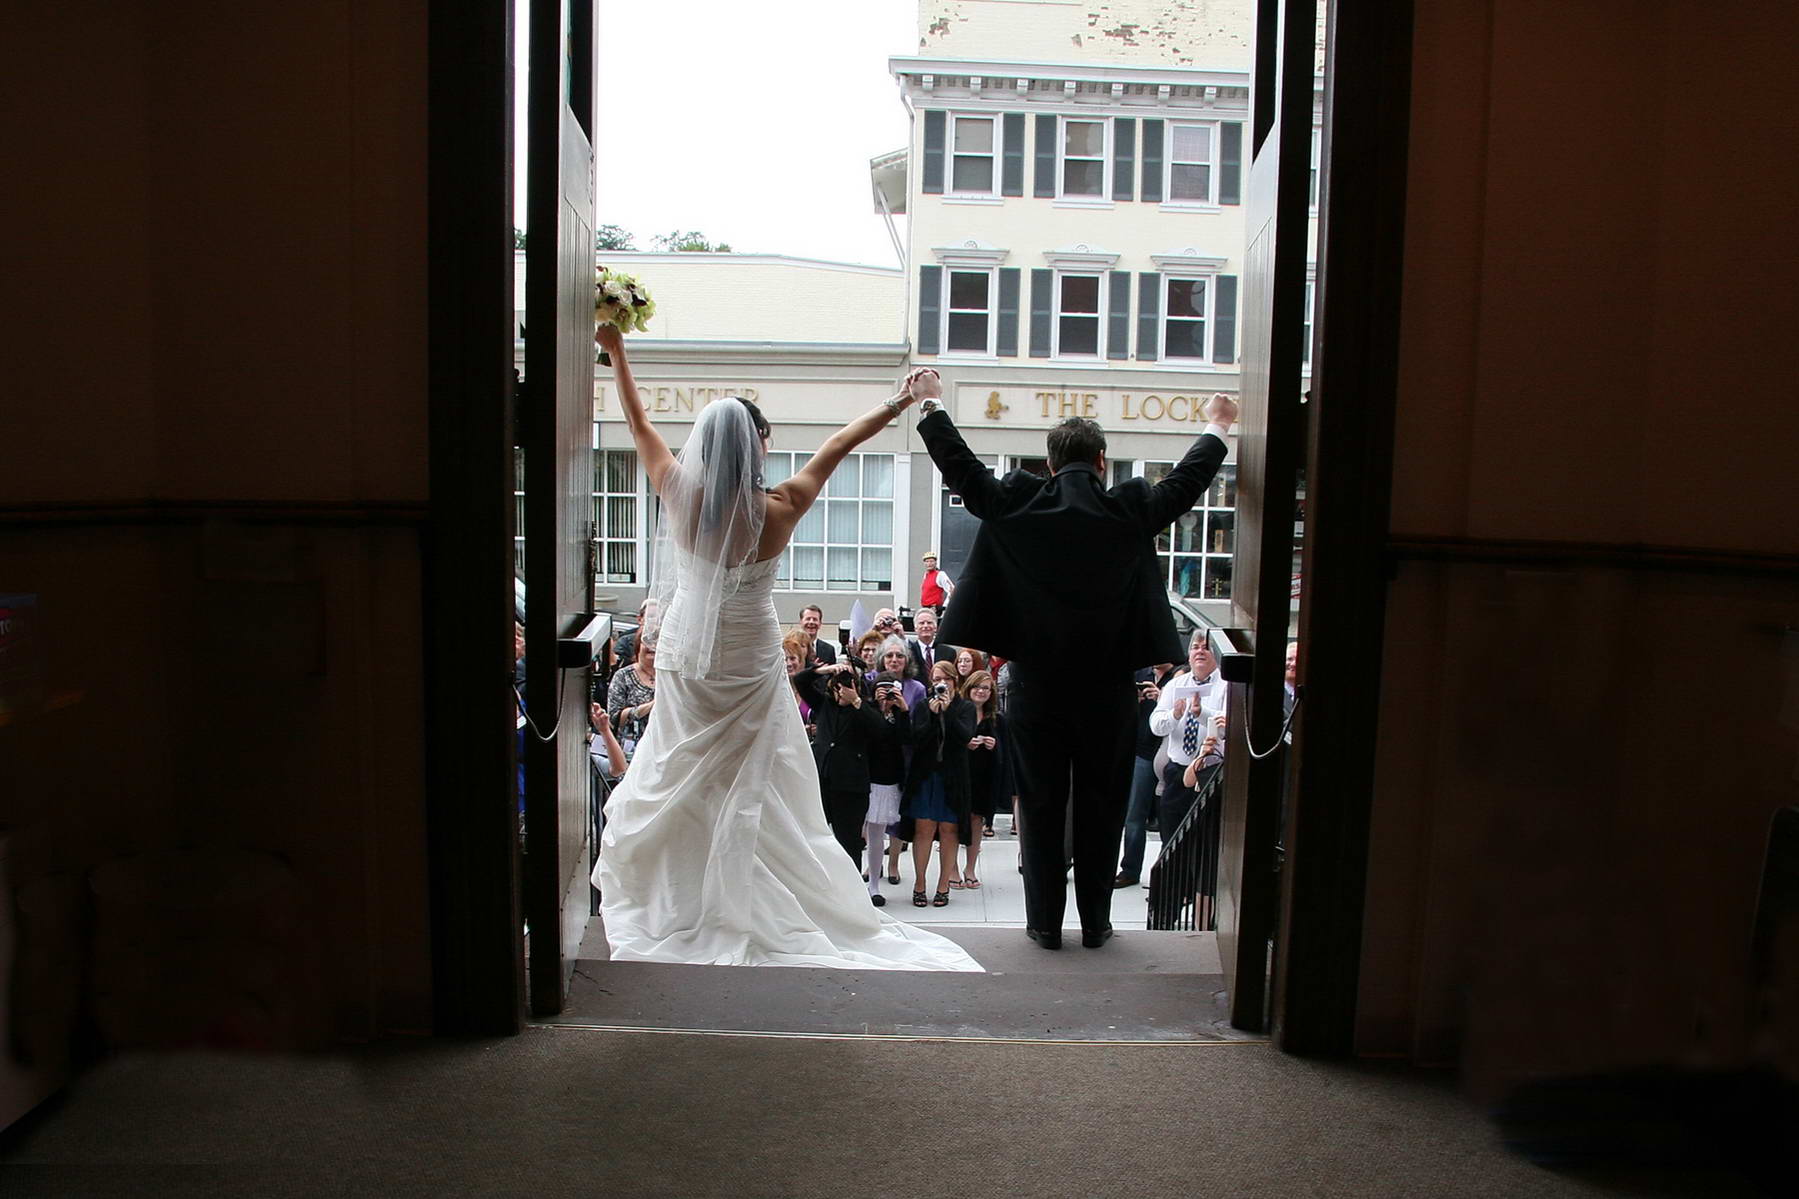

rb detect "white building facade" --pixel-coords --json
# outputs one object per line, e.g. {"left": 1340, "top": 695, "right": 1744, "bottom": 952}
{"left": 563, "top": 1, "right": 1315, "bottom": 630}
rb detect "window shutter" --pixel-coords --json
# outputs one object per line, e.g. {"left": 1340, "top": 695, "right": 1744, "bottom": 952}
{"left": 996, "top": 267, "right": 1021, "bottom": 357}
{"left": 1136, "top": 272, "right": 1161, "bottom": 361}
{"left": 1029, "top": 268, "right": 1053, "bottom": 358}
{"left": 1220, "top": 121, "right": 1243, "bottom": 205}
{"left": 918, "top": 265, "right": 942, "bottom": 355}
{"left": 1106, "top": 270, "right": 1130, "bottom": 360}
{"left": 1140, "top": 119, "right": 1164, "bottom": 204}
{"left": 1001, "top": 113, "right": 1025, "bottom": 197}
{"left": 1213, "top": 274, "right": 1238, "bottom": 364}
{"left": 922, "top": 111, "right": 946, "bottom": 195}
{"left": 1112, "top": 118, "right": 1136, "bottom": 202}
{"left": 1033, "top": 114, "right": 1057, "bottom": 198}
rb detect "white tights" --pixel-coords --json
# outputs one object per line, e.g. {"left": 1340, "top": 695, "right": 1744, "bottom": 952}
{"left": 863, "top": 823, "right": 886, "bottom": 896}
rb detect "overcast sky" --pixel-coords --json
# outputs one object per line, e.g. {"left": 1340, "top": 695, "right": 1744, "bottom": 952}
{"left": 517, "top": 0, "right": 916, "bottom": 268}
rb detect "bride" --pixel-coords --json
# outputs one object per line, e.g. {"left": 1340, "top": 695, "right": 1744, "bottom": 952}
{"left": 591, "top": 325, "right": 979, "bottom": 971}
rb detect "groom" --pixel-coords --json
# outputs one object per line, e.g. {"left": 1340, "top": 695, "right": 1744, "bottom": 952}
{"left": 913, "top": 372, "right": 1238, "bottom": 948}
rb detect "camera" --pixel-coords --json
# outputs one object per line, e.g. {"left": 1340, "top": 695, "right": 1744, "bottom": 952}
{"left": 931, "top": 683, "right": 951, "bottom": 699}
{"left": 829, "top": 670, "right": 857, "bottom": 690}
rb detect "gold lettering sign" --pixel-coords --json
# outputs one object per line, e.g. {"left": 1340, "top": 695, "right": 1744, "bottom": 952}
{"left": 594, "top": 384, "right": 759, "bottom": 416}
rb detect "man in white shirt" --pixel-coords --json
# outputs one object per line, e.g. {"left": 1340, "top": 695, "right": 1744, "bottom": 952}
{"left": 1147, "top": 630, "right": 1226, "bottom": 840}
{"left": 908, "top": 607, "right": 955, "bottom": 678}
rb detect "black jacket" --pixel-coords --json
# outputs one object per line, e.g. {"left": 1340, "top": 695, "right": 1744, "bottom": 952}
{"left": 904, "top": 694, "right": 976, "bottom": 818}
{"left": 920, "top": 409, "right": 1227, "bottom": 673}
{"left": 802, "top": 672, "right": 887, "bottom": 792}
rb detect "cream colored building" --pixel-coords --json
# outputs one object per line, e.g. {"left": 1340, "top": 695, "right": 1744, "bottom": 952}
{"left": 554, "top": 0, "right": 1317, "bottom": 628}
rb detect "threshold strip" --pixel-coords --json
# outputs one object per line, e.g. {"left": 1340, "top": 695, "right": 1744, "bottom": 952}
{"left": 533, "top": 1021, "right": 1269, "bottom": 1046}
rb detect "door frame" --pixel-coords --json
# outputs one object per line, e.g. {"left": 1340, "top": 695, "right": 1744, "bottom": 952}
{"left": 425, "top": 0, "right": 526, "bottom": 1035}
{"left": 1271, "top": 0, "right": 1414, "bottom": 1054}
{"left": 421, "top": 0, "right": 1418, "bottom": 1051}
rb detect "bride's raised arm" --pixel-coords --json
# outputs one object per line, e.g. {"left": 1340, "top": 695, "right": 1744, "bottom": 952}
{"left": 596, "top": 325, "right": 678, "bottom": 496}
{"left": 770, "top": 369, "right": 933, "bottom": 519}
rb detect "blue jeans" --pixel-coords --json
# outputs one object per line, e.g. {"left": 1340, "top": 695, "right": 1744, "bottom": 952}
{"left": 1117, "top": 755, "right": 1158, "bottom": 880}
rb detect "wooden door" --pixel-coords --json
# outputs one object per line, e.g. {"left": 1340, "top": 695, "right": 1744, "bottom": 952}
{"left": 1214, "top": 0, "right": 1316, "bottom": 1031}
{"left": 522, "top": 0, "right": 596, "bottom": 1017}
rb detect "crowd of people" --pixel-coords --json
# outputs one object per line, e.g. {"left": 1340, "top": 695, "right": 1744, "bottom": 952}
{"left": 571, "top": 586, "right": 1267, "bottom": 920}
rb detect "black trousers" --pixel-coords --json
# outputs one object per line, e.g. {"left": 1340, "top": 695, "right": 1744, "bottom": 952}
{"left": 1005, "top": 664, "right": 1139, "bottom": 934}
{"left": 821, "top": 786, "right": 869, "bottom": 864}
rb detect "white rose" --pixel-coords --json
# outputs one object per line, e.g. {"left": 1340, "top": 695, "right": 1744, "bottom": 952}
{"left": 602, "top": 281, "right": 627, "bottom": 301}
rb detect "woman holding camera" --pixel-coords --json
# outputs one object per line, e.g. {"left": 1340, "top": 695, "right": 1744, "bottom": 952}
{"left": 958, "top": 669, "right": 1004, "bottom": 884}
{"left": 800, "top": 662, "right": 888, "bottom": 870}
{"left": 863, "top": 669, "right": 911, "bottom": 905}
{"left": 904, "top": 660, "right": 977, "bottom": 906}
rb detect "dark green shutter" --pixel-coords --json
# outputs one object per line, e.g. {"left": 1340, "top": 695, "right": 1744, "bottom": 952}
{"left": 1106, "top": 270, "right": 1130, "bottom": 359}
{"left": 923, "top": 111, "right": 945, "bottom": 195}
{"left": 918, "top": 265, "right": 942, "bottom": 355}
{"left": 1140, "top": 119, "right": 1164, "bottom": 204}
{"left": 1112, "top": 118, "right": 1135, "bottom": 202}
{"left": 1220, "top": 121, "right": 1242, "bottom": 205}
{"left": 1001, "top": 113, "right": 1025, "bottom": 197}
{"left": 1033, "top": 114, "right": 1057, "bottom": 197}
{"left": 1136, "top": 272, "right": 1160, "bottom": 361}
{"left": 1213, "top": 274, "right": 1238, "bottom": 364}
{"left": 996, "top": 267, "right": 1021, "bottom": 357}
{"left": 1028, "top": 268, "right": 1052, "bottom": 358}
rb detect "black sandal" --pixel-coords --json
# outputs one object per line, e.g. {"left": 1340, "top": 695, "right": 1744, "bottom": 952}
{"left": 912, "top": 890, "right": 928, "bottom": 908}
{"left": 932, "top": 890, "right": 949, "bottom": 907}
{"left": 886, "top": 873, "right": 901, "bottom": 885}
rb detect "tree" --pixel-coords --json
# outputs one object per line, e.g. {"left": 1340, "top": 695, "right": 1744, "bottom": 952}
{"left": 651, "top": 230, "right": 732, "bottom": 253}
{"left": 595, "top": 224, "right": 636, "bottom": 252}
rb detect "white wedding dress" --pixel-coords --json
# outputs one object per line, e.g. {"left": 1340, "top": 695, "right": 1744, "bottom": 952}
{"left": 594, "top": 553, "right": 981, "bottom": 971}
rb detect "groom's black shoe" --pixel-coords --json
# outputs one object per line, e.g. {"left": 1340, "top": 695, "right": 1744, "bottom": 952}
{"left": 1025, "top": 928, "right": 1062, "bottom": 950}
{"left": 1081, "top": 925, "right": 1114, "bottom": 948}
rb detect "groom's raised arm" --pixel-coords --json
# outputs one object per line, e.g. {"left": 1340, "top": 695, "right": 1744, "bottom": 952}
{"left": 1144, "top": 393, "right": 1238, "bottom": 530}
{"left": 919, "top": 409, "right": 1006, "bottom": 519}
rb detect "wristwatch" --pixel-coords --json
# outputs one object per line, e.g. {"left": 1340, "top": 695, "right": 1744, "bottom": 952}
{"left": 918, "top": 398, "right": 941, "bottom": 415}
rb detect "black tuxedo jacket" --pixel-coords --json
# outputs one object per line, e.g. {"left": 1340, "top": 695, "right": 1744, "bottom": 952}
{"left": 908, "top": 637, "right": 955, "bottom": 680}
{"left": 920, "top": 409, "right": 1228, "bottom": 674}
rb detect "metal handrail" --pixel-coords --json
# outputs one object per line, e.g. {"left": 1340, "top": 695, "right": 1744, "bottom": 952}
{"left": 1146, "top": 766, "right": 1227, "bottom": 932}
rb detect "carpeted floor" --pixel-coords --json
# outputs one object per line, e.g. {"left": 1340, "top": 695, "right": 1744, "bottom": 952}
{"left": 0, "top": 1028, "right": 1759, "bottom": 1197}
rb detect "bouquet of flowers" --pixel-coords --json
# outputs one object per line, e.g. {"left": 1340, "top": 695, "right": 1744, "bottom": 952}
{"left": 594, "top": 265, "right": 656, "bottom": 332}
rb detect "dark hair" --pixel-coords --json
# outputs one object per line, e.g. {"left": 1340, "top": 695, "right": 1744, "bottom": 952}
{"left": 735, "top": 397, "right": 771, "bottom": 443}
{"left": 1045, "top": 417, "right": 1106, "bottom": 472}
{"left": 801, "top": 604, "right": 824, "bottom": 620}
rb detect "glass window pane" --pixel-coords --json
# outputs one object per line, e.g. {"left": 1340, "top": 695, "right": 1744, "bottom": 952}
{"left": 952, "top": 156, "right": 993, "bottom": 192}
{"left": 1205, "top": 557, "right": 1233, "bottom": 600}
{"left": 826, "top": 547, "right": 858, "bottom": 590}
{"left": 1174, "top": 556, "right": 1206, "bottom": 598}
{"left": 954, "top": 118, "right": 994, "bottom": 153}
{"left": 947, "top": 312, "right": 988, "bottom": 352}
{"left": 1060, "top": 275, "right": 1100, "bottom": 314}
{"left": 827, "top": 499, "right": 859, "bottom": 542}
{"left": 776, "top": 548, "right": 791, "bottom": 584}
{"left": 605, "top": 496, "right": 634, "bottom": 538}
{"left": 1063, "top": 120, "right": 1104, "bottom": 157}
{"left": 1170, "top": 163, "right": 1211, "bottom": 201}
{"left": 1206, "top": 511, "right": 1235, "bottom": 555}
{"left": 861, "top": 499, "right": 892, "bottom": 544}
{"left": 763, "top": 452, "right": 794, "bottom": 486}
{"left": 862, "top": 454, "right": 894, "bottom": 498}
{"left": 1209, "top": 465, "right": 1238, "bottom": 508}
{"left": 1110, "top": 459, "right": 1136, "bottom": 486}
{"left": 949, "top": 271, "right": 989, "bottom": 310}
{"left": 1059, "top": 315, "right": 1099, "bottom": 355}
{"left": 1172, "top": 510, "right": 1205, "bottom": 553}
{"left": 793, "top": 547, "right": 825, "bottom": 589}
{"left": 1167, "top": 278, "right": 1206, "bottom": 318}
{"left": 794, "top": 503, "right": 825, "bottom": 543}
{"left": 606, "top": 450, "right": 636, "bottom": 491}
{"left": 827, "top": 456, "right": 859, "bottom": 497}
{"left": 1171, "top": 123, "right": 1211, "bottom": 161}
{"left": 1063, "top": 159, "right": 1103, "bottom": 196}
{"left": 1165, "top": 317, "right": 1206, "bottom": 360}
{"left": 861, "top": 548, "right": 892, "bottom": 590}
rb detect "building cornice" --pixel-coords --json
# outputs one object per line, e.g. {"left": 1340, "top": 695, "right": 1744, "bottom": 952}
{"left": 891, "top": 55, "right": 1253, "bottom": 91}
{"left": 574, "top": 250, "right": 902, "bottom": 278}
{"left": 1150, "top": 248, "right": 1231, "bottom": 273}
{"left": 931, "top": 240, "right": 1009, "bottom": 268}
{"left": 1044, "top": 244, "right": 1122, "bottom": 271}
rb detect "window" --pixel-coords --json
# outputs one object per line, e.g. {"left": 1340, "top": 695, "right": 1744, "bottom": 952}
{"left": 950, "top": 114, "right": 996, "bottom": 195}
{"left": 1166, "top": 121, "right": 1216, "bottom": 204}
{"left": 1055, "top": 273, "right": 1102, "bottom": 357}
{"left": 512, "top": 446, "right": 526, "bottom": 578}
{"left": 1163, "top": 276, "right": 1212, "bottom": 361}
{"left": 944, "top": 269, "right": 993, "bottom": 354}
{"left": 1308, "top": 128, "right": 1322, "bottom": 210}
{"left": 1145, "top": 462, "right": 1238, "bottom": 601}
{"left": 1060, "top": 118, "right": 1107, "bottom": 197}
{"left": 765, "top": 452, "right": 895, "bottom": 592}
{"left": 1302, "top": 279, "right": 1315, "bottom": 366}
{"left": 592, "top": 445, "right": 640, "bottom": 583}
